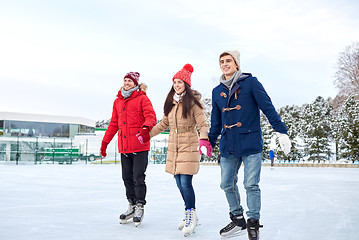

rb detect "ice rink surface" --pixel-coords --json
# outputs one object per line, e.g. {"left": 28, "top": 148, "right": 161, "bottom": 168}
{"left": 1, "top": 163, "right": 358, "bottom": 240}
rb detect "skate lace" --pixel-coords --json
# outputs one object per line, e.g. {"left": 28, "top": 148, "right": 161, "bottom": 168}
{"left": 248, "top": 222, "right": 263, "bottom": 239}
{"left": 123, "top": 204, "right": 135, "bottom": 215}
{"left": 184, "top": 209, "right": 192, "bottom": 227}
{"left": 223, "top": 221, "right": 237, "bottom": 231}
{"left": 134, "top": 205, "right": 144, "bottom": 218}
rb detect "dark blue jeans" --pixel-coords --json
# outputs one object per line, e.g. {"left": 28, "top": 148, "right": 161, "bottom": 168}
{"left": 174, "top": 174, "right": 195, "bottom": 209}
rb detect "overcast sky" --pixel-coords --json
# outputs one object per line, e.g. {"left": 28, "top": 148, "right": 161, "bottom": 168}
{"left": 1, "top": 0, "right": 359, "bottom": 122}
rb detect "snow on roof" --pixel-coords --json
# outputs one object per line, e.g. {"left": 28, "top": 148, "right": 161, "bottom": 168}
{"left": 0, "top": 112, "right": 95, "bottom": 127}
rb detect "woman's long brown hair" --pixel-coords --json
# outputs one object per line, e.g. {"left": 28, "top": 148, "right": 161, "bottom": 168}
{"left": 163, "top": 83, "right": 203, "bottom": 118}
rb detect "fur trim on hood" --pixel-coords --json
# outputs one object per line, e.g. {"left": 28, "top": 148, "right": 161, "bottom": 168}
{"left": 192, "top": 89, "right": 202, "bottom": 100}
{"left": 139, "top": 83, "right": 147, "bottom": 92}
{"left": 119, "top": 83, "right": 147, "bottom": 92}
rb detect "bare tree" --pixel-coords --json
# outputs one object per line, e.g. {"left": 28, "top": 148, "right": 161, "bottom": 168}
{"left": 334, "top": 42, "right": 359, "bottom": 100}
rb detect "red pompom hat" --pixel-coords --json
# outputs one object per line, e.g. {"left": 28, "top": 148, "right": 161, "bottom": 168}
{"left": 172, "top": 64, "right": 194, "bottom": 87}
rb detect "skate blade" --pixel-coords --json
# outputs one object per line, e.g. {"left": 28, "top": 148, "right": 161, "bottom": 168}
{"left": 120, "top": 218, "right": 133, "bottom": 224}
{"left": 183, "top": 228, "right": 196, "bottom": 237}
{"left": 220, "top": 230, "right": 246, "bottom": 239}
{"left": 134, "top": 221, "right": 142, "bottom": 227}
{"left": 183, "top": 231, "right": 195, "bottom": 237}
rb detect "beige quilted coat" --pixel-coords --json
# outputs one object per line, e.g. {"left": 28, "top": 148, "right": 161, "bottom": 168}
{"left": 150, "top": 91, "right": 209, "bottom": 175}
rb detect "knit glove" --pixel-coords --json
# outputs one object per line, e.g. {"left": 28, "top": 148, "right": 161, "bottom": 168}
{"left": 276, "top": 132, "right": 291, "bottom": 155}
{"left": 199, "top": 139, "right": 213, "bottom": 157}
{"left": 136, "top": 127, "right": 150, "bottom": 144}
{"left": 100, "top": 141, "right": 109, "bottom": 157}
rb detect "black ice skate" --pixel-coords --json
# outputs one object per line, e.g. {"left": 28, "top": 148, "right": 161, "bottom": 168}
{"left": 133, "top": 203, "right": 144, "bottom": 227}
{"left": 119, "top": 202, "right": 135, "bottom": 224}
{"left": 247, "top": 218, "right": 263, "bottom": 240}
{"left": 220, "top": 213, "right": 247, "bottom": 238}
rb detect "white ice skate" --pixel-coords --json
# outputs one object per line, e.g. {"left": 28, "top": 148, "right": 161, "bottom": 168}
{"left": 179, "top": 209, "right": 199, "bottom": 230}
{"left": 182, "top": 209, "right": 197, "bottom": 237}
{"left": 178, "top": 219, "right": 185, "bottom": 230}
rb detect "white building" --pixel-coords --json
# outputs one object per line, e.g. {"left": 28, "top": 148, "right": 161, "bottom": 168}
{"left": 0, "top": 112, "right": 108, "bottom": 162}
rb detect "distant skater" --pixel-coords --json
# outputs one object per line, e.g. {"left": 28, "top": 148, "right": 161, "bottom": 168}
{"left": 269, "top": 149, "right": 275, "bottom": 167}
{"left": 100, "top": 72, "right": 156, "bottom": 227}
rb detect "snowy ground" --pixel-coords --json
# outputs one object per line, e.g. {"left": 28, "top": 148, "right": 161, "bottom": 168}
{"left": 0, "top": 163, "right": 358, "bottom": 240}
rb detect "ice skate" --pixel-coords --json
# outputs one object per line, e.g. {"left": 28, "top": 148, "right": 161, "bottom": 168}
{"left": 179, "top": 208, "right": 199, "bottom": 230}
{"left": 178, "top": 218, "right": 185, "bottom": 230}
{"left": 220, "top": 213, "right": 246, "bottom": 238}
{"left": 119, "top": 202, "right": 135, "bottom": 224}
{"left": 133, "top": 203, "right": 144, "bottom": 227}
{"left": 247, "top": 218, "right": 263, "bottom": 240}
{"left": 182, "top": 208, "right": 197, "bottom": 237}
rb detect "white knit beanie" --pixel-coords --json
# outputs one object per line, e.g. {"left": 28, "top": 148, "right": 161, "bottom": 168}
{"left": 220, "top": 50, "right": 240, "bottom": 67}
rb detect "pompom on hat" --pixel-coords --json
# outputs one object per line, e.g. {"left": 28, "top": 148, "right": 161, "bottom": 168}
{"left": 172, "top": 64, "right": 194, "bottom": 87}
{"left": 124, "top": 72, "right": 140, "bottom": 86}
{"left": 220, "top": 50, "right": 240, "bottom": 67}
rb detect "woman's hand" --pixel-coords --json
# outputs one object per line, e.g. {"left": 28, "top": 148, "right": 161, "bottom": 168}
{"left": 136, "top": 127, "right": 150, "bottom": 144}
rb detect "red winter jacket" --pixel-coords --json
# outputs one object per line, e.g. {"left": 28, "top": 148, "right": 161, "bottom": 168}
{"left": 102, "top": 84, "right": 156, "bottom": 154}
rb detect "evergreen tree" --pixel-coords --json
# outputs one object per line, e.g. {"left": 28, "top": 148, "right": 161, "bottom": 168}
{"left": 337, "top": 96, "right": 359, "bottom": 162}
{"left": 96, "top": 119, "right": 110, "bottom": 128}
{"left": 301, "top": 96, "right": 333, "bottom": 162}
{"left": 277, "top": 105, "right": 303, "bottom": 161}
{"left": 260, "top": 112, "right": 272, "bottom": 160}
{"left": 202, "top": 97, "right": 220, "bottom": 162}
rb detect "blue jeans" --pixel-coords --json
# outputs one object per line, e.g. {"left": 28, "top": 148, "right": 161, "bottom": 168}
{"left": 220, "top": 152, "right": 262, "bottom": 219}
{"left": 174, "top": 174, "right": 195, "bottom": 209}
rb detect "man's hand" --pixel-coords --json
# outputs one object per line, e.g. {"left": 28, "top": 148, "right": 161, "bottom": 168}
{"left": 276, "top": 133, "right": 291, "bottom": 155}
{"left": 100, "top": 141, "right": 109, "bottom": 157}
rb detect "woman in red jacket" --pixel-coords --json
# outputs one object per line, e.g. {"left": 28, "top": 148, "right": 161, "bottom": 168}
{"left": 100, "top": 72, "right": 156, "bottom": 227}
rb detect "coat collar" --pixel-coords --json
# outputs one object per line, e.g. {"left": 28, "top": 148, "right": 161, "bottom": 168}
{"left": 224, "top": 73, "right": 252, "bottom": 106}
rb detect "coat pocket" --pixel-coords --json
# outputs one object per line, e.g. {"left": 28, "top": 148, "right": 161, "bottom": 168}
{"left": 117, "top": 129, "right": 122, "bottom": 151}
{"left": 238, "top": 130, "right": 262, "bottom": 153}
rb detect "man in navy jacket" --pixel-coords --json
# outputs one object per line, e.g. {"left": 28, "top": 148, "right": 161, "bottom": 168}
{"left": 207, "top": 50, "right": 291, "bottom": 240}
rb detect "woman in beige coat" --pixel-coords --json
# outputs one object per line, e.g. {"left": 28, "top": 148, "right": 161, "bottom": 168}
{"left": 148, "top": 64, "right": 212, "bottom": 236}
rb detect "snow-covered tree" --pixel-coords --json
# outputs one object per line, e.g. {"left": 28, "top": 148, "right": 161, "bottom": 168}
{"left": 96, "top": 119, "right": 110, "bottom": 128}
{"left": 334, "top": 42, "right": 359, "bottom": 101}
{"left": 260, "top": 112, "right": 273, "bottom": 160}
{"left": 337, "top": 96, "right": 359, "bottom": 162}
{"left": 202, "top": 97, "right": 220, "bottom": 162}
{"left": 301, "top": 97, "right": 333, "bottom": 162}
{"left": 277, "top": 105, "right": 303, "bottom": 161}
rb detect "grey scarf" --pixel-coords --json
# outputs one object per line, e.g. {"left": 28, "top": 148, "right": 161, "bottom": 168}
{"left": 220, "top": 70, "right": 242, "bottom": 90}
{"left": 121, "top": 86, "right": 139, "bottom": 99}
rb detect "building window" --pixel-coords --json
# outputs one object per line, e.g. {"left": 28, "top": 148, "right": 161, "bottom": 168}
{"left": 79, "top": 125, "right": 95, "bottom": 134}
{"left": 4, "top": 120, "right": 70, "bottom": 138}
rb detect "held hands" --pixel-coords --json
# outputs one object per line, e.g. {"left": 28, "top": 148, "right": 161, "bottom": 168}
{"left": 136, "top": 127, "right": 150, "bottom": 144}
{"left": 276, "top": 132, "right": 291, "bottom": 155}
{"left": 100, "top": 141, "right": 109, "bottom": 157}
{"left": 199, "top": 139, "right": 213, "bottom": 157}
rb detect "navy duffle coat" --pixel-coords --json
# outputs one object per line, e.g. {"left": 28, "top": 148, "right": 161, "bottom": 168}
{"left": 208, "top": 73, "right": 288, "bottom": 158}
